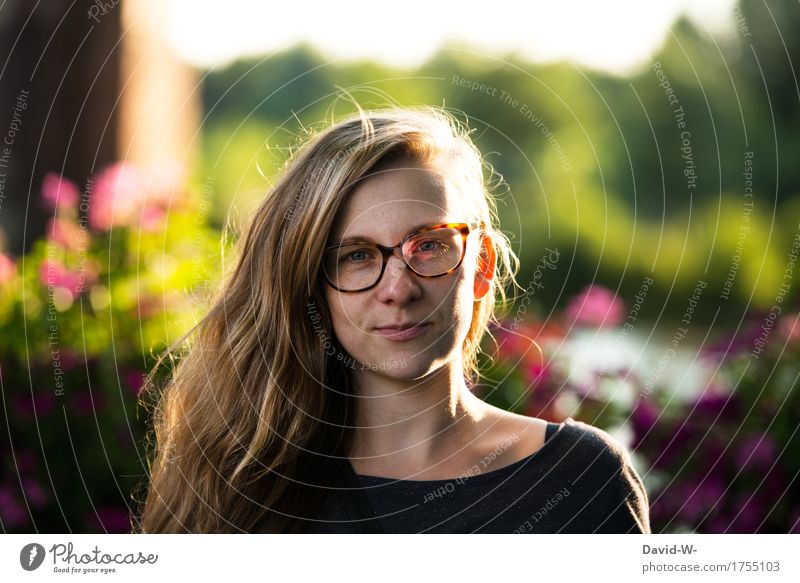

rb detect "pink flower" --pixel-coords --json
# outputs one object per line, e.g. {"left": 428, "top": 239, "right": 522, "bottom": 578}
{"left": 137, "top": 294, "right": 165, "bottom": 318}
{"left": 45, "top": 216, "right": 87, "bottom": 251}
{"left": 492, "top": 327, "right": 529, "bottom": 360}
{"left": 41, "top": 173, "right": 79, "bottom": 211}
{"left": 89, "top": 163, "right": 146, "bottom": 230}
{"left": 38, "top": 260, "right": 97, "bottom": 296}
{"left": 491, "top": 320, "right": 563, "bottom": 361}
{"left": 525, "top": 362, "right": 552, "bottom": 385}
{"left": 777, "top": 313, "right": 800, "bottom": 344}
{"left": 565, "top": 284, "right": 625, "bottom": 328}
{"left": 88, "top": 162, "right": 184, "bottom": 231}
{"left": 140, "top": 205, "right": 166, "bottom": 232}
{"left": 0, "top": 253, "right": 16, "bottom": 287}
{"left": 38, "top": 260, "right": 79, "bottom": 295}
{"left": 144, "top": 162, "right": 184, "bottom": 207}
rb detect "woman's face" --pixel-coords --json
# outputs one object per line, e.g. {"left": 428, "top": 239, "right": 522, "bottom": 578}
{"left": 323, "top": 156, "right": 488, "bottom": 381}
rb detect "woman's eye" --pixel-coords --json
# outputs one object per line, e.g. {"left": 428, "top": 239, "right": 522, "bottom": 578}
{"left": 343, "top": 249, "right": 373, "bottom": 263}
{"left": 416, "top": 240, "right": 444, "bottom": 253}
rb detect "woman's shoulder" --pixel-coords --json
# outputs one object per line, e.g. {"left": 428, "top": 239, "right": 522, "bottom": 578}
{"left": 558, "top": 418, "right": 631, "bottom": 457}
{"left": 477, "top": 407, "right": 638, "bottom": 480}
{"left": 556, "top": 418, "right": 651, "bottom": 532}
{"left": 497, "top": 413, "right": 631, "bottom": 464}
{"left": 476, "top": 410, "right": 651, "bottom": 533}
{"left": 550, "top": 418, "right": 639, "bottom": 473}
{"left": 478, "top": 410, "right": 624, "bottom": 461}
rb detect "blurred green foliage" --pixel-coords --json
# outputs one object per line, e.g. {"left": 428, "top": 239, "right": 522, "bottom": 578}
{"left": 199, "top": 4, "right": 800, "bottom": 322}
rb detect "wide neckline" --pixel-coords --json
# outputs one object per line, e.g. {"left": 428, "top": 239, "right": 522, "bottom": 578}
{"left": 353, "top": 418, "right": 573, "bottom": 486}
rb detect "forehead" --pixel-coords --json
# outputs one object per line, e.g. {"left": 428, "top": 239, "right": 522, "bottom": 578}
{"left": 329, "top": 158, "right": 467, "bottom": 244}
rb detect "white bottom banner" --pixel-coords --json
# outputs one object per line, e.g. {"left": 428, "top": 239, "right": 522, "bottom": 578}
{"left": 1, "top": 534, "right": 798, "bottom": 582}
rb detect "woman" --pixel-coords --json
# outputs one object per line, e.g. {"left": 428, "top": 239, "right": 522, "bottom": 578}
{"left": 138, "top": 106, "right": 650, "bottom": 533}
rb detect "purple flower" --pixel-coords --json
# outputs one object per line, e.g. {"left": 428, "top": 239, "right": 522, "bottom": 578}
{"left": 21, "top": 478, "right": 48, "bottom": 508}
{"left": 651, "top": 424, "right": 696, "bottom": 469}
{"left": 691, "top": 388, "right": 737, "bottom": 420}
{"left": 123, "top": 370, "right": 147, "bottom": 396}
{"left": 86, "top": 506, "right": 132, "bottom": 533}
{"left": 789, "top": 506, "right": 800, "bottom": 534}
{"left": 15, "top": 449, "right": 38, "bottom": 473}
{"left": 704, "top": 514, "right": 731, "bottom": 533}
{"left": 762, "top": 467, "right": 787, "bottom": 498}
{"left": 13, "top": 392, "right": 57, "bottom": 417}
{"left": 630, "top": 398, "right": 660, "bottom": 449}
{"left": 727, "top": 493, "right": 765, "bottom": 533}
{"left": 70, "top": 390, "right": 104, "bottom": 414}
{"left": 699, "top": 436, "right": 727, "bottom": 477}
{"left": 59, "top": 350, "right": 81, "bottom": 372}
{"left": 0, "top": 484, "right": 29, "bottom": 528}
{"left": 704, "top": 317, "right": 765, "bottom": 358}
{"left": 734, "top": 432, "right": 778, "bottom": 472}
{"left": 674, "top": 477, "right": 725, "bottom": 523}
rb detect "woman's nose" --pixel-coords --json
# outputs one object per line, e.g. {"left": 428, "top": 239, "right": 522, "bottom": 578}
{"left": 375, "top": 251, "right": 421, "bottom": 303}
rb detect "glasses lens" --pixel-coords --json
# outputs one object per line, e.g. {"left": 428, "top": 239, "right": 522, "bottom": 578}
{"left": 403, "top": 227, "right": 464, "bottom": 276}
{"left": 323, "top": 244, "right": 382, "bottom": 291}
{"left": 323, "top": 226, "right": 468, "bottom": 291}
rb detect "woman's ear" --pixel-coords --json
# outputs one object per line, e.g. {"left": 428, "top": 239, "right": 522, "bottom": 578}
{"left": 474, "top": 233, "right": 496, "bottom": 300}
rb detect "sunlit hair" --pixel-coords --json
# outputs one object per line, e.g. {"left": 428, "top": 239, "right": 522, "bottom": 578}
{"left": 137, "top": 105, "right": 520, "bottom": 533}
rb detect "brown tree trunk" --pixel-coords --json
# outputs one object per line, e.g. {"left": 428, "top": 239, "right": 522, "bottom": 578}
{"left": 0, "top": 0, "right": 121, "bottom": 254}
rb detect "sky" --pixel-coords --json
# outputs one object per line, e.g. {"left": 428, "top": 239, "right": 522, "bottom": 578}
{"left": 166, "top": 0, "right": 740, "bottom": 75}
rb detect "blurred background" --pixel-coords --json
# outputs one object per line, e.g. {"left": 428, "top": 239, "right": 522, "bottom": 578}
{"left": 0, "top": 0, "right": 798, "bottom": 533}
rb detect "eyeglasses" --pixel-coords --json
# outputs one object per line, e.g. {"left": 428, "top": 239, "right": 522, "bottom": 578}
{"left": 322, "top": 221, "right": 482, "bottom": 292}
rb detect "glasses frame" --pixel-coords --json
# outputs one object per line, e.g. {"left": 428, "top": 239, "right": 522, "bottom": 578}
{"left": 322, "top": 221, "right": 482, "bottom": 293}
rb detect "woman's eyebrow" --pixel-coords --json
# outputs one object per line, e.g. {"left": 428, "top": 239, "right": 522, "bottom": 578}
{"left": 336, "top": 221, "right": 450, "bottom": 245}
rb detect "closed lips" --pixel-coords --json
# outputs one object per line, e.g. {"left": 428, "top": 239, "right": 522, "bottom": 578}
{"left": 372, "top": 323, "right": 432, "bottom": 338}
{"left": 374, "top": 322, "right": 427, "bottom": 330}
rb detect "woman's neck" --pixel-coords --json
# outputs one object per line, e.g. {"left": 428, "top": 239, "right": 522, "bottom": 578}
{"left": 347, "top": 364, "right": 491, "bottom": 477}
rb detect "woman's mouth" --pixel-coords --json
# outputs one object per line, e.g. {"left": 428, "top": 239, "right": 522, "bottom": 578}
{"left": 372, "top": 323, "right": 432, "bottom": 341}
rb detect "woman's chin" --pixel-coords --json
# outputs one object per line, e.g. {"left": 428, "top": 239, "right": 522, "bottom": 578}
{"left": 352, "top": 353, "right": 452, "bottom": 381}
{"left": 352, "top": 358, "right": 421, "bottom": 377}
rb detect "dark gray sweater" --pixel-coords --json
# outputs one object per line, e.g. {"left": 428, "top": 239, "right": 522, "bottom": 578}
{"left": 303, "top": 418, "right": 651, "bottom": 533}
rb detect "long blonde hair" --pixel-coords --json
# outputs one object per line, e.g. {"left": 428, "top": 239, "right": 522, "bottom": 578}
{"left": 137, "top": 106, "right": 520, "bottom": 533}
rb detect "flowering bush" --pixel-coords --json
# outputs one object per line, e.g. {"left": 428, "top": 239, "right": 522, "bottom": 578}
{"left": 478, "top": 285, "right": 800, "bottom": 533}
{"left": 0, "top": 163, "right": 225, "bottom": 532}
{"left": 3, "top": 174, "right": 797, "bottom": 534}
{"left": 636, "top": 315, "right": 800, "bottom": 533}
